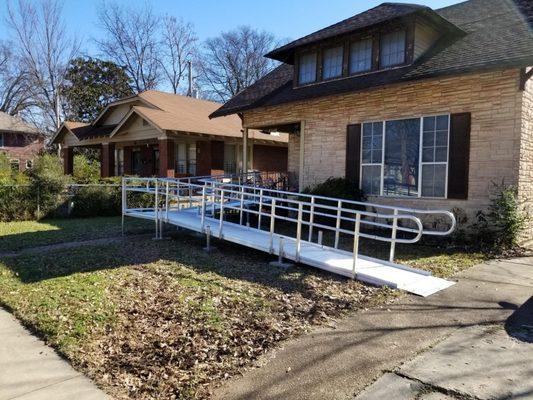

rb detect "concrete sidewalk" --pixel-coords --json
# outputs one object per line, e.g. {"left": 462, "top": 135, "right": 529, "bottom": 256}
{"left": 0, "top": 308, "right": 108, "bottom": 400}
{"left": 213, "top": 258, "right": 533, "bottom": 400}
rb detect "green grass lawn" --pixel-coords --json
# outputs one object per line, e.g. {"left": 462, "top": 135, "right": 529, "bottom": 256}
{"left": 0, "top": 217, "right": 487, "bottom": 399}
{"left": 0, "top": 217, "right": 153, "bottom": 253}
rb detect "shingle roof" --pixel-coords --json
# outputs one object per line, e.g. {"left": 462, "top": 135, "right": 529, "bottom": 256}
{"left": 0, "top": 111, "right": 40, "bottom": 135}
{"left": 266, "top": 3, "right": 449, "bottom": 62}
{"left": 55, "top": 91, "right": 288, "bottom": 144}
{"left": 211, "top": 0, "right": 533, "bottom": 118}
{"left": 64, "top": 121, "right": 114, "bottom": 141}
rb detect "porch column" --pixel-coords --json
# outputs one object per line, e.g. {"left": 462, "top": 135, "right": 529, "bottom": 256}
{"left": 242, "top": 128, "right": 249, "bottom": 174}
{"left": 158, "top": 138, "right": 175, "bottom": 177}
{"left": 100, "top": 143, "right": 115, "bottom": 178}
{"left": 62, "top": 146, "right": 73, "bottom": 175}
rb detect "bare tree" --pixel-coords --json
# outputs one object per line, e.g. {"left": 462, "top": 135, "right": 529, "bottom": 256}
{"left": 5, "top": 0, "right": 79, "bottom": 131}
{"left": 197, "top": 26, "right": 278, "bottom": 102}
{"left": 160, "top": 16, "right": 197, "bottom": 94}
{"left": 96, "top": 2, "right": 160, "bottom": 93}
{"left": 0, "top": 41, "right": 34, "bottom": 116}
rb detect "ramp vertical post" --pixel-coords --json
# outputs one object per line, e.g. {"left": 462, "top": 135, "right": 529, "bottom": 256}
{"left": 296, "top": 203, "right": 303, "bottom": 262}
{"left": 154, "top": 179, "right": 159, "bottom": 240}
{"left": 188, "top": 178, "right": 192, "bottom": 208}
{"left": 219, "top": 190, "right": 225, "bottom": 237}
{"left": 165, "top": 181, "right": 169, "bottom": 222}
{"left": 239, "top": 185, "right": 245, "bottom": 225}
{"left": 334, "top": 200, "right": 342, "bottom": 248}
{"left": 176, "top": 181, "right": 181, "bottom": 211}
{"left": 389, "top": 209, "right": 399, "bottom": 263}
{"left": 200, "top": 186, "right": 206, "bottom": 231}
{"left": 352, "top": 213, "right": 361, "bottom": 278}
{"left": 211, "top": 181, "right": 215, "bottom": 217}
{"left": 269, "top": 199, "right": 276, "bottom": 253}
{"left": 121, "top": 177, "right": 126, "bottom": 236}
{"left": 257, "top": 188, "right": 264, "bottom": 230}
{"left": 308, "top": 197, "right": 315, "bottom": 242}
{"left": 318, "top": 231, "right": 323, "bottom": 247}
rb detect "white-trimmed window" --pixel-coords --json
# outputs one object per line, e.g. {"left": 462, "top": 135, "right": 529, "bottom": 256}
{"left": 322, "top": 46, "right": 343, "bottom": 79}
{"left": 349, "top": 38, "right": 372, "bottom": 74}
{"left": 298, "top": 52, "right": 317, "bottom": 84}
{"left": 0, "top": 133, "right": 4, "bottom": 148}
{"left": 361, "top": 122, "right": 383, "bottom": 195}
{"left": 115, "top": 148, "right": 124, "bottom": 176}
{"left": 421, "top": 115, "right": 449, "bottom": 197}
{"left": 380, "top": 30, "right": 406, "bottom": 68}
{"left": 360, "top": 114, "right": 450, "bottom": 198}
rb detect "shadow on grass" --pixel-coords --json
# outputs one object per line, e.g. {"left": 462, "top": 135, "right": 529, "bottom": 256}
{"left": 0, "top": 217, "right": 153, "bottom": 253}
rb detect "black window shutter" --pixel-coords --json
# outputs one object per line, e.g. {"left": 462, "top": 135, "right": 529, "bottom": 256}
{"left": 346, "top": 124, "right": 361, "bottom": 187}
{"left": 448, "top": 113, "right": 471, "bottom": 199}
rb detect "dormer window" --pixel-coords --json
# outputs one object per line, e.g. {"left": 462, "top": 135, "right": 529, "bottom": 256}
{"left": 298, "top": 52, "right": 317, "bottom": 84}
{"left": 349, "top": 38, "right": 373, "bottom": 74}
{"left": 380, "top": 30, "right": 406, "bottom": 68}
{"left": 322, "top": 46, "right": 343, "bottom": 80}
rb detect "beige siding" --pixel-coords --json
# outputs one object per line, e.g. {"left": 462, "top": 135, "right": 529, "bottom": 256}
{"left": 112, "top": 114, "right": 163, "bottom": 142}
{"left": 62, "top": 130, "right": 81, "bottom": 147}
{"left": 101, "top": 104, "right": 133, "bottom": 125}
{"left": 519, "top": 67, "right": 533, "bottom": 242}
{"left": 243, "top": 69, "right": 524, "bottom": 222}
{"left": 414, "top": 20, "right": 440, "bottom": 60}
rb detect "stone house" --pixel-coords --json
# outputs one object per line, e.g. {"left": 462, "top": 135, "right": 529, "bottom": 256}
{"left": 211, "top": 0, "right": 533, "bottom": 240}
{"left": 0, "top": 111, "right": 44, "bottom": 171}
{"left": 51, "top": 90, "right": 288, "bottom": 178}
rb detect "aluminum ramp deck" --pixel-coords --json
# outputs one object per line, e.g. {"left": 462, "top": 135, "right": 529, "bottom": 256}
{"left": 125, "top": 208, "right": 455, "bottom": 297}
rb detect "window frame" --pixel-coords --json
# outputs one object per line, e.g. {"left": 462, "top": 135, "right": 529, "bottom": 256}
{"left": 0, "top": 132, "right": 4, "bottom": 148}
{"left": 359, "top": 114, "right": 450, "bottom": 199}
{"left": 322, "top": 45, "right": 344, "bottom": 81}
{"left": 349, "top": 37, "right": 373, "bottom": 75}
{"left": 297, "top": 51, "right": 318, "bottom": 85}
{"left": 379, "top": 29, "right": 407, "bottom": 69}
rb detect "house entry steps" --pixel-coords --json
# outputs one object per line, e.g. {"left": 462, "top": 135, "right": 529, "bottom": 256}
{"left": 121, "top": 173, "right": 457, "bottom": 297}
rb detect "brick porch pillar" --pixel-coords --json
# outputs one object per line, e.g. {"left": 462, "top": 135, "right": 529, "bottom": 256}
{"left": 62, "top": 147, "right": 73, "bottom": 175}
{"left": 100, "top": 143, "right": 115, "bottom": 178}
{"left": 158, "top": 138, "right": 175, "bottom": 177}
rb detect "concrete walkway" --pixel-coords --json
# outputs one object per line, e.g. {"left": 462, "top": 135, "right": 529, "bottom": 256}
{"left": 0, "top": 308, "right": 108, "bottom": 400}
{"left": 214, "top": 257, "right": 533, "bottom": 400}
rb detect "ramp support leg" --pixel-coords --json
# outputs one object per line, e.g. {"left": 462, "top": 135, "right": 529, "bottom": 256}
{"left": 269, "top": 236, "right": 293, "bottom": 269}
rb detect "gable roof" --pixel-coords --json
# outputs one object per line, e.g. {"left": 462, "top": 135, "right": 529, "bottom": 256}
{"left": 53, "top": 90, "right": 288, "bottom": 144}
{"left": 267, "top": 2, "right": 462, "bottom": 63}
{"left": 211, "top": 0, "right": 533, "bottom": 118}
{"left": 0, "top": 111, "right": 40, "bottom": 135}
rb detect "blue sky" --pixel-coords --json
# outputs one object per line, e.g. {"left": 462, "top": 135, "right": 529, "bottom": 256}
{"left": 1, "top": 0, "right": 463, "bottom": 55}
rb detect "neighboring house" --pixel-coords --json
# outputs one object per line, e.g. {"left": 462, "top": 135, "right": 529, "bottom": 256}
{"left": 211, "top": 0, "right": 533, "bottom": 239}
{"left": 0, "top": 111, "right": 44, "bottom": 171}
{"left": 51, "top": 90, "right": 288, "bottom": 178}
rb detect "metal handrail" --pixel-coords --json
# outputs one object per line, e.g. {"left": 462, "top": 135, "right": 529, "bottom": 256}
{"left": 121, "top": 175, "right": 457, "bottom": 269}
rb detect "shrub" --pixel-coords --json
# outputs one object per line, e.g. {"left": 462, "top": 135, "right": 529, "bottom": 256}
{"left": 73, "top": 154, "right": 100, "bottom": 184}
{"left": 71, "top": 185, "right": 121, "bottom": 217}
{"left": 0, "top": 153, "right": 34, "bottom": 221}
{"left": 303, "top": 177, "right": 366, "bottom": 202}
{"left": 472, "top": 182, "right": 529, "bottom": 251}
{"left": 28, "top": 154, "right": 71, "bottom": 218}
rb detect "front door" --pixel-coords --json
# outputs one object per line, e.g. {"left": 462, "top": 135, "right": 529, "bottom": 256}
{"left": 132, "top": 149, "right": 142, "bottom": 175}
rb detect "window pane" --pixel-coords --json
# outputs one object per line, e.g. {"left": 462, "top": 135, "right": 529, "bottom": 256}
{"left": 362, "top": 165, "right": 381, "bottom": 195}
{"left": 362, "top": 122, "right": 383, "bottom": 164}
{"left": 435, "top": 131, "right": 448, "bottom": 147}
{"left": 422, "top": 164, "right": 446, "bottom": 197}
{"left": 436, "top": 115, "right": 449, "bottom": 130}
{"left": 435, "top": 146, "right": 448, "bottom": 162}
{"left": 349, "top": 38, "right": 372, "bottom": 74}
{"left": 422, "top": 147, "right": 434, "bottom": 162}
{"left": 423, "top": 130, "right": 434, "bottom": 147}
{"left": 299, "top": 53, "right": 317, "bottom": 84}
{"left": 380, "top": 30, "right": 406, "bottom": 68}
{"left": 323, "top": 46, "right": 343, "bottom": 79}
{"left": 423, "top": 116, "right": 435, "bottom": 132}
{"left": 384, "top": 118, "right": 420, "bottom": 197}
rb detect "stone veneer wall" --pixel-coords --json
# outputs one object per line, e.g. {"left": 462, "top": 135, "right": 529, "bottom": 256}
{"left": 243, "top": 69, "right": 525, "bottom": 230}
{"left": 519, "top": 67, "right": 533, "bottom": 243}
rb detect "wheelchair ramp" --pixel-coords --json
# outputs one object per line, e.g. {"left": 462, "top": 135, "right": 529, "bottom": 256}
{"left": 123, "top": 176, "right": 457, "bottom": 297}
